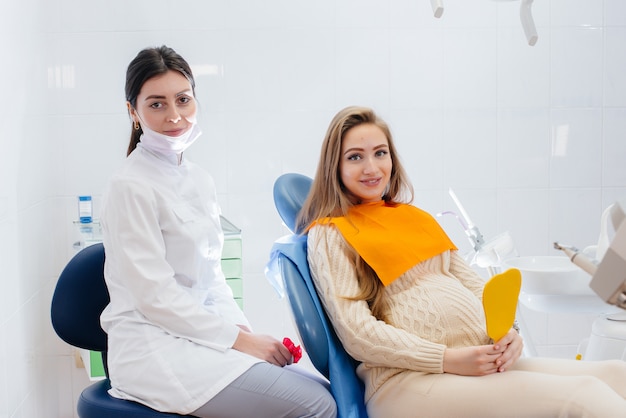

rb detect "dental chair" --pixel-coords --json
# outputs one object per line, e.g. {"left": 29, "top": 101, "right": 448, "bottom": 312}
{"left": 51, "top": 243, "right": 192, "bottom": 418}
{"left": 270, "top": 173, "right": 368, "bottom": 418}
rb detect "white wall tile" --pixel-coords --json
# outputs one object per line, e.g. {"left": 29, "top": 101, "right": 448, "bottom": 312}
{"left": 549, "top": 108, "right": 603, "bottom": 188}
{"left": 60, "top": 115, "right": 128, "bottom": 196}
{"left": 17, "top": 116, "right": 63, "bottom": 208}
{"left": 390, "top": 0, "right": 446, "bottom": 28}
{"left": 54, "top": 34, "right": 132, "bottom": 115}
{"left": 496, "top": 0, "right": 550, "bottom": 30}
{"left": 0, "top": 319, "right": 7, "bottom": 417}
{"left": 335, "top": 28, "right": 391, "bottom": 109}
{"left": 389, "top": 27, "right": 445, "bottom": 110}
{"left": 439, "top": 0, "right": 497, "bottom": 28}
{"left": 551, "top": 0, "right": 604, "bottom": 27}
{"left": 223, "top": 30, "right": 289, "bottom": 111}
{"left": 442, "top": 108, "right": 498, "bottom": 189}
{"left": 223, "top": 110, "right": 284, "bottom": 196}
{"left": 497, "top": 108, "right": 551, "bottom": 188}
{"left": 603, "top": 108, "right": 626, "bottom": 188}
{"left": 276, "top": 29, "right": 336, "bottom": 112}
{"left": 549, "top": 188, "right": 603, "bottom": 251}
{"left": 443, "top": 28, "right": 497, "bottom": 108}
{"left": 550, "top": 27, "right": 604, "bottom": 107}
{"left": 336, "top": 0, "right": 389, "bottom": 29}
{"left": 602, "top": 188, "right": 626, "bottom": 213}
{"left": 271, "top": 110, "right": 334, "bottom": 177}
{"left": 604, "top": 28, "right": 626, "bottom": 107}
{"left": 0, "top": 222, "right": 19, "bottom": 323}
{"left": 60, "top": 0, "right": 173, "bottom": 32}
{"left": 605, "top": 0, "right": 626, "bottom": 26}
{"left": 498, "top": 189, "right": 551, "bottom": 256}
{"left": 5, "top": 308, "right": 29, "bottom": 415}
{"left": 388, "top": 109, "right": 446, "bottom": 191}
{"left": 496, "top": 27, "right": 550, "bottom": 107}
{"left": 53, "top": 357, "right": 76, "bottom": 418}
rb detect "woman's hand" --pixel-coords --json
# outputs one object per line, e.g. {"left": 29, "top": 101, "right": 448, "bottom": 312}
{"left": 232, "top": 329, "right": 293, "bottom": 367}
{"left": 443, "top": 329, "right": 523, "bottom": 375}
{"left": 492, "top": 328, "right": 524, "bottom": 372}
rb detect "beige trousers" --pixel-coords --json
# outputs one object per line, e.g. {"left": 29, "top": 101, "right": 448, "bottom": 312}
{"left": 367, "top": 358, "right": 626, "bottom": 418}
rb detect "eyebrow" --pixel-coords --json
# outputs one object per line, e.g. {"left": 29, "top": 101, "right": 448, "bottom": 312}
{"left": 143, "top": 90, "right": 193, "bottom": 101}
{"left": 343, "top": 143, "right": 389, "bottom": 155}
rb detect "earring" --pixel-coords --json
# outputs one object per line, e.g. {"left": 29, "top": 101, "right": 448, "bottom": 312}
{"left": 134, "top": 121, "right": 140, "bottom": 130}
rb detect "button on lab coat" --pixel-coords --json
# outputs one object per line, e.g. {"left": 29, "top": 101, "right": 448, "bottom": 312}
{"left": 100, "top": 145, "right": 261, "bottom": 414}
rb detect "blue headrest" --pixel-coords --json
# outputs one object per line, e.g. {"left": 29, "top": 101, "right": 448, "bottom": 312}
{"left": 51, "top": 243, "right": 108, "bottom": 352}
{"left": 273, "top": 173, "right": 313, "bottom": 233}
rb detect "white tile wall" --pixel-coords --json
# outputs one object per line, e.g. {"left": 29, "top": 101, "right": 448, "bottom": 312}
{"left": 2, "top": 0, "right": 626, "bottom": 416}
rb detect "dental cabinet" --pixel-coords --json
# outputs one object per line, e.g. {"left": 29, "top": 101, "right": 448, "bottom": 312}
{"left": 72, "top": 215, "right": 244, "bottom": 380}
{"left": 220, "top": 216, "right": 244, "bottom": 310}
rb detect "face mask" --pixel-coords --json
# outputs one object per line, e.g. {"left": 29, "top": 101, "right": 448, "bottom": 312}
{"left": 139, "top": 119, "right": 202, "bottom": 155}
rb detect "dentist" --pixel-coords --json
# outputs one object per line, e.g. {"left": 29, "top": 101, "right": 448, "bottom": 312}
{"left": 100, "top": 45, "right": 336, "bottom": 417}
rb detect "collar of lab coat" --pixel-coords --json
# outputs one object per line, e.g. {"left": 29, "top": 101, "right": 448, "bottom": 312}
{"left": 137, "top": 143, "right": 186, "bottom": 166}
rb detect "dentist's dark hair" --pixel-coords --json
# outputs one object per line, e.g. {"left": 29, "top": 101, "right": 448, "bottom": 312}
{"left": 124, "top": 45, "right": 196, "bottom": 156}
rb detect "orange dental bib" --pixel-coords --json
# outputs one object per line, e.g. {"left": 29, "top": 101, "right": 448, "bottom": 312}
{"left": 316, "top": 201, "right": 457, "bottom": 286}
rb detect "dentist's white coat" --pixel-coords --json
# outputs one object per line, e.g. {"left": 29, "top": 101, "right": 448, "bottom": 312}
{"left": 100, "top": 144, "right": 260, "bottom": 414}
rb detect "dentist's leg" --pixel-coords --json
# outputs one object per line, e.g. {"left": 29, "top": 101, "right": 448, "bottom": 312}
{"left": 193, "top": 362, "right": 337, "bottom": 418}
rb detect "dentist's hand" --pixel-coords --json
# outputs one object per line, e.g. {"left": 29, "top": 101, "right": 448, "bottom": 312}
{"left": 232, "top": 329, "right": 293, "bottom": 367}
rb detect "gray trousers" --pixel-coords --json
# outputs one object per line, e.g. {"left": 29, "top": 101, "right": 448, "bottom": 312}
{"left": 192, "top": 362, "right": 337, "bottom": 418}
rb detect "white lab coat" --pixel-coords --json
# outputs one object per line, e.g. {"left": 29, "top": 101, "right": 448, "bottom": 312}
{"left": 100, "top": 144, "right": 261, "bottom": 414}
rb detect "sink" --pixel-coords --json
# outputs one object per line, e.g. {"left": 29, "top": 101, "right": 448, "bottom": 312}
{"left": 502, "top": 256, "right": 594, "bottom": 296}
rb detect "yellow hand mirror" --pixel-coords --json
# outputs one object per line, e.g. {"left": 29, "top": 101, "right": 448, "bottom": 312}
{"left": 482, "top": 268, "right": 522, "bottom": 342}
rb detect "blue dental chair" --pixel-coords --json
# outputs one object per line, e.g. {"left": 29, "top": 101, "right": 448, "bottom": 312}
{"left": 270, "top": 173, "right": 369, "bottom": 418}
{"left": 50, "top": 243, "right": 192, "bottom": 418}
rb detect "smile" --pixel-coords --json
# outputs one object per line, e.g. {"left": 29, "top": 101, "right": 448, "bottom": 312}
{"left": 164, "top": 128, "right": 187, "bottom": 137}
{"left": 361, "top": 178, "right": 381, "bottom": 186}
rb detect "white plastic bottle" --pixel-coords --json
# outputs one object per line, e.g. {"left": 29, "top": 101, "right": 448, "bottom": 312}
{"left": 78, "top": 196, "right": 93, "bottom": 224}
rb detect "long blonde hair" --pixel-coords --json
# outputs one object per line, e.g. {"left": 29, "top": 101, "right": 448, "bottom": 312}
{"left": 298, "top": 106, "right": 414, "bottom": 320}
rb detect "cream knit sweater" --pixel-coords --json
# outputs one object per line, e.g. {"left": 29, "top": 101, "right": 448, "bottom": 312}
{"left": 307, "top": 225, "right": 492, "bottom": 402}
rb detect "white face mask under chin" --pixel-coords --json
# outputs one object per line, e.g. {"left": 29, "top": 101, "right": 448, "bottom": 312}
{"left": 139, "top": 121, "right": 202, "bottom": 155}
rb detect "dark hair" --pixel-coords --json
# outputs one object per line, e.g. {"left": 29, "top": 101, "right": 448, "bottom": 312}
{"left": 124, "top": 45, "right": 196, "bottom": 156}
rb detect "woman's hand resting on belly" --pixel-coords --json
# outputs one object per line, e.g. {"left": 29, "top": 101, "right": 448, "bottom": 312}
{"left": 443, "top": 329, "right": 524, "bottom": 375}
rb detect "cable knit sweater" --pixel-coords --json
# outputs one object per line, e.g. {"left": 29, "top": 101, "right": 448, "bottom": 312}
{"left": 307, "top": 224, "right": 492, "bottom": 402}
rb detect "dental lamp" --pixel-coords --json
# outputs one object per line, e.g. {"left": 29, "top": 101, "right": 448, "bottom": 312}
{"left": 493, "top": 0, "right": 538, "bottom": 46}
{"left": 430, "top": 0, "right": 444, "bottom": 18}
{"left": 520, "top": 0, "right": 538, "bottom": 46}
{"left": 555, "top": 200, "right": 626, "bottom": 309}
